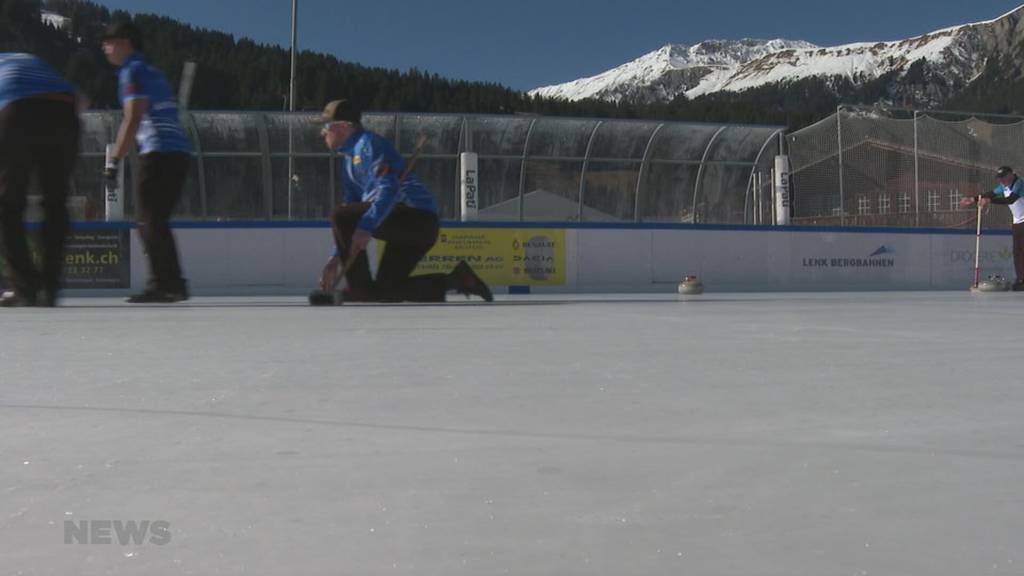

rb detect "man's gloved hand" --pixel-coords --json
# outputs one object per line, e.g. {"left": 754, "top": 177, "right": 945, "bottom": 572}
{"left": 103, "top": 158, "right": 120, "bottom": 186}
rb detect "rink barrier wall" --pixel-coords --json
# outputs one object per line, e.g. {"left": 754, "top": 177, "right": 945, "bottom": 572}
{"left": 59, "top": 221, "right": 1015, "bottom": 295}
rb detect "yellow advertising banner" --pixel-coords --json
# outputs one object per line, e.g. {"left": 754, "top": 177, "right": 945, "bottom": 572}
{"left": 381, "top": 228, "right": 566, "bottom": 286}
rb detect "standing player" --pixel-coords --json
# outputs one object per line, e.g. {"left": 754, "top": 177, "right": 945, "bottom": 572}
{"left": 961, "top": 166, "right": 1024, "bottom": 291}
{"left": 0, "top": 53, "right": 81, "bottom": 307}
{"left": 316, "top": 99, "right": 492, "bottom": 302}
{"left": 102, "top": 21, "right": 192, "bottom": 303}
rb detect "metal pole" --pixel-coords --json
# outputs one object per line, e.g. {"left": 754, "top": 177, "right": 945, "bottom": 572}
{"left": 836, "top": 106, "right": 845, "bottom": 226}
{"left": 289, "top": 0, "right": 298, "bottom": 110}
{"left": 913, "top": 110, "right": 920, "bottom": 227}
{"left": 745, "top": 128, "right": 784, "bottom": 225}
{"left": 755, "top": 172, "right": 761, "bottom": 225}
{"left": 456, "top": 117, "right": 468, "bottom": 219}
{"left": 184, "top": 113, "right": 208, "bottom": 219}
{"left": 758, "top": 172, "right": 764, "bottom": 225}
{"left": 744, "top": 171, "right": 752, "bottom": 224}
{"left": 759, "top": 172, "right": 764, "bottom": 225}
{"left": 287, "top": 0, "right": 298, "bottom": 220}
{"left": 750, "top": 172, "right": 757, "bottom": 225}
{"left": 973, "top": 199, "right": 983, "bottom": 288}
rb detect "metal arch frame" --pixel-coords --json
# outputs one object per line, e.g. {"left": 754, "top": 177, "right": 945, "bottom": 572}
{"left": 517, "top": 118, "right": 539, "bottom": 222}
{"left": 84, "top": 110, "right": 797, "bottom": 223}
{"left": 690, "top": 125, "right": 728, "bottom": 224}
{"left": 744, "top": 128, "right": 785, "bottom": 225}
{"left": 456, "top": 116, "right": 468, "bottom": 153}
{"left": 255, "top": 114, "right": 273, "bottom": 219}
{"left": 577, "top": 121, "right": 604, "bottom": 222}
{"left": 633, "top": 123, "right": 666, "bottom": 223}
{"left": 183, "top": 111, "right": 208, "bottom": 219}
{"left": 394, "top": 113, "right": 402, "bottom": 153}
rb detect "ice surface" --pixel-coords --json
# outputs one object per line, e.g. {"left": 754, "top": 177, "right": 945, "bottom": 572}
{"left": 2, "top": 293, "right": 1022, "bottom": 575}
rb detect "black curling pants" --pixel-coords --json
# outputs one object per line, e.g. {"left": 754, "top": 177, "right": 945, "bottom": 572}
{"left": 0, "top": 96, "right": 79, "bottom": 296}
{"left": 136, "top": 152, "right": 189, "bottom": 293}
{"left": 1013, "top": 222, "right": 1024, "bottom": 283}
{"left": 332, "top": 203, "right": 447, "bottom": 302}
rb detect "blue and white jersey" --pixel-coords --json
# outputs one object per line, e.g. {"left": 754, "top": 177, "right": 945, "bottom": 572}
{"left": 337, "top": 128, "right": 438, "bottom": 232}
{"left": 993, "top": 177, "right": 1024, "bottom": 225}
{"left": 118, "top": 53, "right": 191, "bottom": 154}
{"left": 0, "top": 53, "right": 74, "bottom": 110}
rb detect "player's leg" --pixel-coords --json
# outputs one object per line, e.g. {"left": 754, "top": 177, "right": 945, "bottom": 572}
{"left": 447, "top": 259, "right": 493, "bottom": 302}
{"left": 373, "top": 206, "right": 492, "bottom": 302}
{"left": 35, "top": 100, "right": 80, "bottom": 305}
{"left": 372, "top": 206, "right": 444, "bottom": 302}
{"left": 157, "top": 153, "right": 189, "bottom": 294}
{"left": 130, "top": 152, "right": 189, "bottom": 302}
{"left": 0, "top": 99, "right": 41, "bottom": 305}
{"left": 1013, "top": 223, "right": 1024, "bottom": 290}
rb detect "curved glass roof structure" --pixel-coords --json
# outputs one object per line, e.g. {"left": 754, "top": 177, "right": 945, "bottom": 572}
{"left": 72, "top": 112, "right": 784, "bottom": 224}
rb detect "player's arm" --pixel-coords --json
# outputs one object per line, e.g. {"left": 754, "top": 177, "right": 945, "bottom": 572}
{"left": 111, "top": 97, "right": 146, "bottom": 161}
{"left": 328, "top": 158, "right": 362, "bottom": 256}
{"left": 110, "top": 65, "right": 147, "bottom": 163}
{"left": 347, "top": 168, "right": 399, "bottom": 257}
{"left": 963, "top": 188, "right": 1003, "bottom": 208}
{"left": 319, "top": 255, "right": 340, "bottom": 291}
{"left": 322, "top": 155, "right": 365, "bottom": 286}
{"left": 357, "top": 159, "right": 401, "bottom": 233}
{"left": 340, "top": 144, "right": 401, "bottom": 256}
{"left": 983, "top": 181, "right": 1022, "bottom": 205}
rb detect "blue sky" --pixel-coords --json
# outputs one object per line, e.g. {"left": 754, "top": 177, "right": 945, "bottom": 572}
{"left": 90, "top": 0, "right": 1021, "bottom": 91}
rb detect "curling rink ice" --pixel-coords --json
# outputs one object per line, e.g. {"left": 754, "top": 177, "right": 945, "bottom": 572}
{"left": 2, "top": 292, "right": 1023, "bottom": 576}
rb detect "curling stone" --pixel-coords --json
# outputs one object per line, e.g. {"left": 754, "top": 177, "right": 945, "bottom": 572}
{"left": 971, "top": 274, "right": 1012, "bottom": 293}
{"left": 308, "top": 289, "right": 343, "bottom": 306}
{"left": 678, "top": 275, "right": 704, "bottom": 296}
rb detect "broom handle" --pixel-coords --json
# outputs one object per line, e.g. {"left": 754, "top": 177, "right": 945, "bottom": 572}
{"left": 973, "top": 199, "right": 983, "bottom": 287}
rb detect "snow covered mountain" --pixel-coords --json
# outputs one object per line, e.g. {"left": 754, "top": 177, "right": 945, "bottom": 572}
{"left": 530, "top": 5, "right": 1024, "bottom": 106}
{"left": 530, "top": 39, "right": 819, "bottom": 104}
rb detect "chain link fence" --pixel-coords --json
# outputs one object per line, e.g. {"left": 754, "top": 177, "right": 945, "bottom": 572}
{"left": 788, "top": 105, "right": 1024, "bottom": 229}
